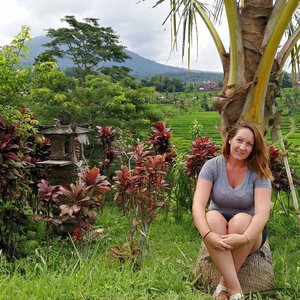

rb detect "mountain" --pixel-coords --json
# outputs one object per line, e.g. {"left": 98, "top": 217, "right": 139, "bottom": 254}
{"left": 23, "top": 36, "right": 223, "bottom": 83}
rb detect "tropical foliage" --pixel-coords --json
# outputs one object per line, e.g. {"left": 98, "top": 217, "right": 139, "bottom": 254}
{"left": 0, "top": 107, "right": 41, "bottom": 259}
{"left": 0, "top": 14, "right": 299, "bottom": 300}
{"left": 184, "top": 136, "right": 218, "bottom": 179}
{"left": 113, "top": 144, "right": 169, "bottom": 267}
{"left": 0, "top": 26, "right": 31, "bottom": 106}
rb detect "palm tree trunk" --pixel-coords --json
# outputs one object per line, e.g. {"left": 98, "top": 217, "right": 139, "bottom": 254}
{"left": 217, "top": 0, "right": 278, "bottom": 133}
{"left": 241, "top": 0, "right": 273, "bottom": 82}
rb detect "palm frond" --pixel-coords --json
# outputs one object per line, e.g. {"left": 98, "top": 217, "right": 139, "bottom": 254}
{"left": 212, "top": 0, "right": 224, "bottom": 24}
{"left": 154, "top": 0, "right": 225, "bottom": 69}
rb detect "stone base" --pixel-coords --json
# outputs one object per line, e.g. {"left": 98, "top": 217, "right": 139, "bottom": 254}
{"left": 47, "top": 164, "right": 79, "bottom": 187}
{"left": 195, "top": 240, "right": 275, "bottom": 293}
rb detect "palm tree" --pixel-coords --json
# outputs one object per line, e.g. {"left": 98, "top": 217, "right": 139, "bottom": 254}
{"left": 153, "top": 0, "right": 299, "bottom": 133}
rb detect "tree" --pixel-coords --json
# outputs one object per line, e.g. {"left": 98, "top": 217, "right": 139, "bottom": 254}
{"left": 101, "top": 66, "right": 133, "bottom": 82}
{"left": 0, "top": 26, "right": 31, "bottom": 106}
{"left": 154, "top": 1, "right": 299, "bottom": 133}
{"left": 42, "top": 15, "right": 130, "bottom": 83}
{"left": 68, "top": 74, "right": 161, "bottom": 135}
{"left": 142, "top": 75, "right": 185, "bottom": 92}
{"left": 26, "top": 61, "right": 77, "bottom": 123}
{"left": 281, "top": 71, "right": 293, "bottom": 88}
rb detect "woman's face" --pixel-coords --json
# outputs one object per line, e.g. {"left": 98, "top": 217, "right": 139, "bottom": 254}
{"left": 229, "top": 127, "right": 254, "bottom": 161}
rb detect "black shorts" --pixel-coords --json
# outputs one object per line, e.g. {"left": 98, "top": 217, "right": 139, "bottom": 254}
{"left": 221, "top": 212, "right": 267, "bottom": 252}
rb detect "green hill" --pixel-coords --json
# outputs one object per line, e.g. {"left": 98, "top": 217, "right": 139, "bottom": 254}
{"left": 22, "top": 36, "right": 223, "bottom": 83}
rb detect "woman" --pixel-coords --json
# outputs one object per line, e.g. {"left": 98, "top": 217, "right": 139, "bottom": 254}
{"left": 192, "top": 121, "right": 273, "bottom": 300}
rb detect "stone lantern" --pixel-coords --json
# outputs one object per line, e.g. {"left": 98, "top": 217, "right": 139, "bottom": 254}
{"left": 37, "top": 111, "right": 91, "bottom": 186}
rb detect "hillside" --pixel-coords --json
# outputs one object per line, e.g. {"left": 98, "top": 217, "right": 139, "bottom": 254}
{"left": 22, "top": 36, "right": 223, "bottom": 83}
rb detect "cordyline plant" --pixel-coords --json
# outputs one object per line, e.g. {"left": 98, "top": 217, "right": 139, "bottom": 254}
{"left": 0, "top": 107, "right": 51, "bottom": 260}
{"left": 0, "top": 115, "right": 24, "bottom": 193}
{"left": 0, "top": 114, "right": 29, "bottom": 260}
{"left": 34, "top": 179, "right": 61, "bottom": 259}
{"left": 149, "top": 121, "right": 176, "bottom": 219}
{"left": 268, "top": 145, "right": 299, "bottom": 215}
{"left": 59, "top": 166, "right": 111, "bottom": 240}
{"left": 184, "top": 136, "right": 219, "bottom": 179}
{"left": 149, "top": 121, "right": 176, "bottom": 163}
{"left": 97, "top": 126, "right": 117, "bottom": 178}
{"left": 34, "top": 179, "right": 61, "bottom": 226}
{"left": 113, "top": 144, "right": 169, "bottom": 268}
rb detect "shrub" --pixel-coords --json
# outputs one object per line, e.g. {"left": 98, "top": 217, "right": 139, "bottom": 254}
{"left": 113, "top": 144, "right": 169, "bottom": 268}
{"left": 59, "top": 166, "right": 111, "bottom": 240}
{"left": 0, "top": 109, "right": 32, "bottom": 259}
{"left": 149, "top": 121, "right": 176, "bottom": 163}
{"left": 184, "top": 136, "right": 218, "bottom": 179}
{"left": 96, "top": 126, "right": 117, "bottom": 178}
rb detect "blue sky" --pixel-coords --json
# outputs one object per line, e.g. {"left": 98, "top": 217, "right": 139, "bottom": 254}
{"left": 0, "top": 0, "right": 226, "bottom": 72}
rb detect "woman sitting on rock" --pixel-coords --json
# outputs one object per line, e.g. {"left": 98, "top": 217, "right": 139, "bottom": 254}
{"left": 192, "top": 120, "right": 273, "bottom": 300}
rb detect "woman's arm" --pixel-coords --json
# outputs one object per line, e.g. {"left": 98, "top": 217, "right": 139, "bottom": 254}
{"left": 193, "top": 178, "right": 233, "bottom": 250}
{"left": 243, "top": 188, "right": 271, "bottom": 242}
{"left": 192, "top": 178, "right": 213, "bottom": 237}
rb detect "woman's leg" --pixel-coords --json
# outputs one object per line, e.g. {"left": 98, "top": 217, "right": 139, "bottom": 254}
{"left": 218, "top": 212, "right": 263, "bottom": 296}
{"left": 205, "top": 211, "right": 241, "bottom": 299}
{"left": 228, "top": 212, "right": 262, "bottom": 270}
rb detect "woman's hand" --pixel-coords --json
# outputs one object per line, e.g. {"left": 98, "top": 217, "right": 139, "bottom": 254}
{"left": 204, "top": 232, "right": 234, "bottom": 251}
{"left": 221, "top": 233, "right": 249, "bottom": 249}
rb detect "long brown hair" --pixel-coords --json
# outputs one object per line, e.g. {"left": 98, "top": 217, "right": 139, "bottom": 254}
{"left": 222, "top": 121, "right": 273, "bottom": 180}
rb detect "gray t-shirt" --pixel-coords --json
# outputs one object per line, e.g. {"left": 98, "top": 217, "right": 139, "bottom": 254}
{"left": 198, "top": 156, "right": 272, "bottom": 216}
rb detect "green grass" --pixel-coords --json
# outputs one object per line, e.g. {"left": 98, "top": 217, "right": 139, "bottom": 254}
{"left": 167, "top": 111, "right": 221, "bottom": 152}
{"left": 0, "top": 206, "right": 210, "bottom": 300}
{"left": 0, "top": 205, "right": 299, "bottom": 299}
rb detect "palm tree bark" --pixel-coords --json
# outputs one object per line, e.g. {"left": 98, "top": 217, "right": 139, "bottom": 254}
{"left": 216, "top": 0, "right": 275, "bottom": 134}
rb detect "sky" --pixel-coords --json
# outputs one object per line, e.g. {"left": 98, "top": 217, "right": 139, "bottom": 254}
{"left": 0, "top": 0, "right": 229, "bottom": 72}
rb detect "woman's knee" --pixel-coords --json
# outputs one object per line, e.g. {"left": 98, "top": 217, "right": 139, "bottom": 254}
{"left": 206, "top": 210, "right": 228, "bottom": 233}
{"left": 228, "top": 212, "right": 252, "bottom": 234}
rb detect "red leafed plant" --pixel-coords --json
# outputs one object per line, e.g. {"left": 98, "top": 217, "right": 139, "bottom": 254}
{"left": 113, "top": 144, "right": 169, "bottom": 268}
{"left": 59, "top": 167, "right": 111, "bottom": 240}
{"left": 268, "top": 145, "right": 299, "bottom": 215}
{"left": 0, "top": 107, "right": 49, "bottom": 260}
{"left": 97, "top": 126, "right": 117, "bottom": 177}
{"left": 35, "top": 179, "right": 61, "bottom": 225}
{"left": 184, "top": 136, "right": 218, "bottom": 178}
{"left": 268, "top": 145, "right": 289, "bottom": 193}
{"left": 0, "top": 114, "right": 29, "bottom": 259}
{"left": 34, "top": 179, "right": 62, "bottom": 258}
{"left": 149, "top": 121, "right": 176, "bottom": 163}
{"left": 0, "top": 115, "right": 24, "bottom": 192}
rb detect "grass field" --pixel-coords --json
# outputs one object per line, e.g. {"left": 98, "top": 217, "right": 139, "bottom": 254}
{"left": 1, "top": 205, "right": 299, "bottom": 299}
{"left": 166, "top": 111, "right": 300, "bottom": 151}
{"left": 165, "top": 110, "right": 300, "bottom": 177}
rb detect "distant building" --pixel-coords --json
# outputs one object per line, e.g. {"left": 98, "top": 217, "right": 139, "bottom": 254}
{"left": 200, "top": 80, "right": 219, "bottom": 90}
